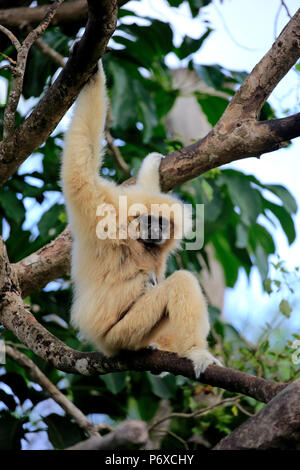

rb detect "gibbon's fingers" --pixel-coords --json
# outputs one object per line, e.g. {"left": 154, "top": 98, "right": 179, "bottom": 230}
{"left": 137, "top": 152, "right": 165, "bottom": 192}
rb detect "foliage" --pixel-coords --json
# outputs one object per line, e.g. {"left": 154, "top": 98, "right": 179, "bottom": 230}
{"left": 0, "top": 0, "right": 298, "bottom": 450}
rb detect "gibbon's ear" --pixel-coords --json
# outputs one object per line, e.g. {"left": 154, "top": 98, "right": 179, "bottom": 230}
{"left": 136, "top": 153, "right": 164, "bottom": 192}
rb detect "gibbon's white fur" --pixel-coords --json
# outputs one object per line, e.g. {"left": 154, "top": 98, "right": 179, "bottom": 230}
{"left": 61, "top": 61, "right": 222, "bottom": 377}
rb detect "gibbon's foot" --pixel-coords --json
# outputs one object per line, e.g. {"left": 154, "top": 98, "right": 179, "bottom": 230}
{"left": 186, "top": 347, "right": 223, "bottom": 378}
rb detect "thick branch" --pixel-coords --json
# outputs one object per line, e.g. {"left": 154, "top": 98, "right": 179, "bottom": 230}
{"left": 160, "top": 113, "right": 300, "bottom": 190}
{"left": 214, "top": 378, "right": 300, "bottom": 450}
{"left": 224, "top": 7, "right": 300, "bottom": 119}
{"left": 0, "top": 6, "right": 299, "bottom": 187}
{"left": 0, "top": 236, "right": 287, "bottom": 402}
{"left": 0, "top": 0, "right": 118, "bottom": 184}
{"left": 13, "top": 227, "right": 71, "bottom": 298}
{"left": 67, "top": 420, "right": 148, "bottom": 450}
{"left": 0, "top": 0, "right": 88, "bottom": 30}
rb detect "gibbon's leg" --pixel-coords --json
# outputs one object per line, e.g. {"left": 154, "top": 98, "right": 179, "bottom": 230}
{"left": 136, "top": 152, "right": 164, "bottom": 192}
{"left": 61, "top": 60, "right": 116, "bottom": 232}
{"left": 104, "top": 270, "right": 222, "bottom": 377}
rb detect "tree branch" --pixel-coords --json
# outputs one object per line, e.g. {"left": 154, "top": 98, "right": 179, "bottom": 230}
{"left": 0, "top": 6, "right": 299, "bottom": 188}
{"left": 0, "top": 235, "right": 286, "bottom": 403}
{"left": 214, "top": 378, "right": 300, "bottom": 449}
{"left": 66, "top": 420, "right": 148, "bottom": 450}
{"left": 1, "top": 0, "right": 63, "bottom": 143}
{"left": 5, "top": 344, "right": 100, "bottom": 438}
{"left": 13, "top": 227, "right": 71, "bottom": 298}
{"left": 0, "top": 0, "right": 88, "bottom": 31}
{"left": 0, "top": 0, "right": 119, "bottom": 184}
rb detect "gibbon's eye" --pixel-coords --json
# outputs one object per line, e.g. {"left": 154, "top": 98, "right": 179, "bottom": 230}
{"left": 138, "top": 214, "right": 170, "bottom": 245}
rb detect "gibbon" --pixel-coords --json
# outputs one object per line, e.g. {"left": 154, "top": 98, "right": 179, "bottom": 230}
{"left": 61, "top": 59, "right": 222, "bottom": 377}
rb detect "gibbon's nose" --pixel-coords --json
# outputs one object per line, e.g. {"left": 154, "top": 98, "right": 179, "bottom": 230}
{"left": 139, "top": 214, "right": 169, "bottom": 244}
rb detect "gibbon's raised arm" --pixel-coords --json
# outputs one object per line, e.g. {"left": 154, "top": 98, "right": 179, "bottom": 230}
{"left": 61, "top": 62, "right": 116, "bottom": 232}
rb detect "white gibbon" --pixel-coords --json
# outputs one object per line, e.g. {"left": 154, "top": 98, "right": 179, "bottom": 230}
{"left": 61, "top": 59, "right": 222, "bottom": 377}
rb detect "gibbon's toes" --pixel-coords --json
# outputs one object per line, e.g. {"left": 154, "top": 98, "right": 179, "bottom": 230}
{"left": 186, "top": 348, "right": 223, "bottom": 378}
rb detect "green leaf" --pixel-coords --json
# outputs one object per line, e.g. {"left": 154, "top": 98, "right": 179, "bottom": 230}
{"left": 236, "top": 223, "right": 248, "bottom": 249}
{"left": 0, "top": 190, "right": 25, "bottom": 224}
{"left": 100, "top": 372, "right": 127, "bottom": 395}
{"left": 109, "top": 61, "right": 137, "bottom": 130}
{"left": 263, "top": 184, "right": 297, "bottom": 214}
{"left": 37, "top": 203, "right": 66, "bottom": 239}
{"left": 263, "top": 199, "right": 296, "bottom": 245}
{"left": 201, "top": 178, "right": 213, "bottom": 202}
{"left": 45, "top": 414, "right": 84, "bottom": 449}
{"left": 211, "top": 232, "right": 240, "bottom": 287}
{"left": 175, "top": 28, "right": 212, "bottom": 59}
{"left": 194, "top": 64, "right": 225, "bottom": 89}
{"left": 137, "top": 396, "right": 159, "bottom": 421}
{"left": 147, "top": 372, "right": 177, "bottom": 399}
{"left": 0, "top": 411, "right": 25, "bottom": 450}
{"left": 196, "top": 93, "right": 229, "bottom": 126}
{"left": 254, "top": 244, "right": 269, "bottom": 280}
{"left": 263, "top": 278, "right": 273, "bottom": 294}
{"left": 219, "top": 173, "right": 261, "bottom": 226}
{"left": 279, "top": 299, "right": 292, "bottom": 318}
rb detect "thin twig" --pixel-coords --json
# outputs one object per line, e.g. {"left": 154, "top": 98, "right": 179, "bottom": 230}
{"left": 105, "top": 105, "right": 131, "bottom": 177}
{"left": 5, "top": 344, "right": 100, "bottom": 438}
{"left": 281, "top": 0, "right": 292, "bottom": 18}
{"left": 148, "top": 396, "right": 241, "bottom": 433}
{"left": 34, "top": 37, "right": 65, "bottom": 68}
{"left": 2, "top": 0, "right": 64, "bottom": 141}
{"left": 0, "top": 25, "right": 21, "bottom": 51}
{"left": 156, "top": 429, "right": 189, "bottom": 450}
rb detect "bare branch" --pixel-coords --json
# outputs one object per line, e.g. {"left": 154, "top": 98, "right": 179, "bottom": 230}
{"left": 0, "top": 0, "right": 119, "bottom": 184}
{"left": 0, "top": 0, "right": 87, "bottom": 31}
{"left": 66, "top": 420, "right": 148, "bottom": 450}
{"left": 1, "top": 0, "right": 63, "bottom": 142}
{"left": 34, "top": 37, "right": 65, "bottom": 68}
{"left": 0, "top": 25, "right": 21, "bottom": 51}
{"left": 13, "top": 227, "right": 71, "bottom": 298}
{"left": 214, "top": 378, "right": 300, "bottom": 450}
{"left": 5, "top": 344, "right": 99, "bottom": 438}
{"left": 148, "top": 396, "right": 240, "bottom": 433}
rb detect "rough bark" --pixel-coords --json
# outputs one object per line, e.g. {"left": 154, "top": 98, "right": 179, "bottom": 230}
{"left": 214, "top": 378, "right": 300, "bottom": 450}
{"left": 0, "top": 0, "right": 119, "bottom": 184}
{"left": 13, "top": 227, "right": 71, "bottom": 298}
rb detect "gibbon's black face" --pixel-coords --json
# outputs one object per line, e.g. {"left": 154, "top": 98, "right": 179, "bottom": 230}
{"left": 138, "top": 214, "right": 170, "bottom": 245}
